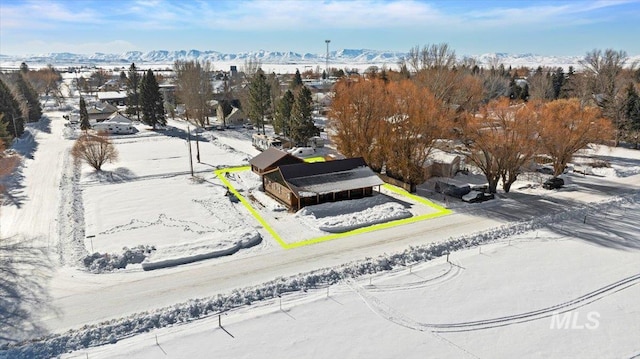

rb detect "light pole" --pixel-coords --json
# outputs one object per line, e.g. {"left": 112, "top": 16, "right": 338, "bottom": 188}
{"left": 325, "top": 40, "right": 330, "bottom": 79}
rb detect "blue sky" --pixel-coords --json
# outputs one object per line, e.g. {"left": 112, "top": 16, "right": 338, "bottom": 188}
{"left": 1, "top": 0, "right": 639, "bottom": 56}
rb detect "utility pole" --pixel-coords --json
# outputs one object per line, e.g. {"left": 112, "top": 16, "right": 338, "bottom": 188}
{"left": 187, "top": 124, "right": 194, "bottom": 176}
{"left": 325, "top": 40, "right": 330, "bottom": 79}
{"left": 11, "top": 114, "right": 19, "bottom": 138}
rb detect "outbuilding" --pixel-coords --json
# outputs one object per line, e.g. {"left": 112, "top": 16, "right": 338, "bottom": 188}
{"left": 249, "top": 147, "right": 304, "bottom": 176}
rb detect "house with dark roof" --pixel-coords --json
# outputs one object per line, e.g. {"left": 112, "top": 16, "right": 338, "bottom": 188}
{"left": 261, "top": 157, "right": 383, "bottom": 211}
{"left": 249, "top": 147, "right": 304, "bottom": 176}
{"left": 87, "top": 102, "right": 118, "bottom": 123}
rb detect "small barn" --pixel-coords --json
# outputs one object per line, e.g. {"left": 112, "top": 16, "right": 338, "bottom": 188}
{"left": 262, "top": 157, "right": 384, "bottom": 211}
{"left": 249, "top": 147, "right": 303, "bottom": 176}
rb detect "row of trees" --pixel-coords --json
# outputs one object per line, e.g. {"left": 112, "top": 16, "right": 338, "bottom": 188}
{"left": 248, "top": 68, "right": 318, "bottom": 144}
{"left": 124, "top": 64, "right": 166, "bottom": 129}
{"left": 0, "top": 70, "right": 44, "bottom": 146}
{"left": 330, "top": 44, "right": 628, "bottom": 192}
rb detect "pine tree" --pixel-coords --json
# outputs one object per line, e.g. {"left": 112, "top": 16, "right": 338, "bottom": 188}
{"left": 551, "top": 67, "right": 565, "bottom": 100}
{"left": 11, "top": 73, "right": 42, "bottom": 122}
{"left": 126, "top": 63, "right": 141, "bottom": 121}
{"left": 0, "top": 114, "right": 12, "bottom": 147}
{"left": 290, "top": 69, "right": 303, "bottom": 89}
{"left": 0, "top": 77, "right": 23, "bottom": 138}
{"left": 248, "top": 69, "right": 271, "bottom": 134}
{"left": 79, "top": 97, "right": 91, "bottom": 131}
{"left": 290, "top": 86, "right": 317, "bottom": 145}
{"left": 140, "top": 69, "right": 166, "bottom": 129}
{"left": 624, "top": 83, "right": 640, "bottom": 148}
{"left": 274, "top": 90, "right": 294, "bottom": 136}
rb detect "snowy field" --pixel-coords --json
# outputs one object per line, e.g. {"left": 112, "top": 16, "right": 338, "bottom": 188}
{"left": 51, "top": 196, "right": 640, "bottom": 358}
{"left": 2, "top": 74, "right": 640, "bottom": 358}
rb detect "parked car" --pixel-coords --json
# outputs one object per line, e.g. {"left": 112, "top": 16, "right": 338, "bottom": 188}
{"left": 462, "top": 190, "right": 495, "bottom": 203}
{"left": 215, "top": 124, "right": 225, "bottom": 131}
{"left": 242, "top": 123, "right": 254, "bottom": 129}
{"left": 543, "top": 177, "right": 564, "bottom": 190}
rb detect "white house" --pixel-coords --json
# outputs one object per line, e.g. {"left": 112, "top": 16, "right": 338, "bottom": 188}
{"left": 92, "top": 112, "right": 135, "bottom": 135}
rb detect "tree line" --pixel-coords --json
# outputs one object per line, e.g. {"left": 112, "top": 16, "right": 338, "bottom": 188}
{"left": 329, "top": 44, "right": 638, "bottom": 193}
{"left": 0, "top": 64, "right": 45, "bottom": 147}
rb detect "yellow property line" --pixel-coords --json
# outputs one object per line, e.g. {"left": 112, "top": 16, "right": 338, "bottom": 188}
{"left": 214, "top": 166, "right": 452, "bottom": 250}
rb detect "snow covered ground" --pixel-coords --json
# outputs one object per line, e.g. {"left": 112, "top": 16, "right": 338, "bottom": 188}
{"left": 2, "top": 74, "right": 640, "bottom": 358}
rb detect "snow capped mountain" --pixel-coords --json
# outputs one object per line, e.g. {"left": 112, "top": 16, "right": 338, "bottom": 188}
{"left": 2, "top": 49, "right": 638, "bottom": 70}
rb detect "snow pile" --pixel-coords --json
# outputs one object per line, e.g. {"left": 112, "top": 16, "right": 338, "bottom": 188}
{"left": 296, "top": 195, "right": 412, "bottom": 233}
{"left": 5, "top": 193, "right": 636, "bottom": 358}
{"left": 82, "top": 245, "right": 156, "bottom": 272}
{"left": 141, "top": 231, "right": 262, "bottom": 271}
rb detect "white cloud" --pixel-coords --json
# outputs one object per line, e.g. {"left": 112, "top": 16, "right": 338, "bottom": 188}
{"left": 20, "top": 40, "right": 137, "bottom": 55}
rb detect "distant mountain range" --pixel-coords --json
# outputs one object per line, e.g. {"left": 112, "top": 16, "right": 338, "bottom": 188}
{"left": 1, "top": 49, "right": 638, "bottom": 70}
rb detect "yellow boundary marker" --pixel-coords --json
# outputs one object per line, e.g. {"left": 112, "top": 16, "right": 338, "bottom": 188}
{"left": 214, "top": 165, "right": 452, "bottom": 250}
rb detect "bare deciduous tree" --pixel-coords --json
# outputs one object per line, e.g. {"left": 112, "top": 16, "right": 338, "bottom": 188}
{"left": 581, "top": 49, "right": 630, "bottom": 145}
{"left": 460, "top": 98, "right": 539, "bottom": 193}
{"left": 71, "top": 133, "right": 118, "bottom": 171}
{"left": 174, "top": 60, "right": 213, "bottom": 127}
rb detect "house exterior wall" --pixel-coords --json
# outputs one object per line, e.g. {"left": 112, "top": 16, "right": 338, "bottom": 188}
{"left": 264, "top": 177, "right": 295, "bottom": 208}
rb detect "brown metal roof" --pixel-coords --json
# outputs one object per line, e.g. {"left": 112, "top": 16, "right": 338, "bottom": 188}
{"left": 249, "top": 147, "right": 303, "bottom": 171}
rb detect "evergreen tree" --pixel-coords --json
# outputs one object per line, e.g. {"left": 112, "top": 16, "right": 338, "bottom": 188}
{"left": 267, "top": 72, "right": 281, "bottom": 122}
{"left": 624, "top": 83, "right": 640, "bottom": 148}
{"left": 273, "top": 90, "right": 294, "bottom": 136}
{"left": 0, "top": 114, "right": 12, "bottom": 147}
{"left": 248, "top": 69, "right": 271, "bottom": 134}
{"left": 289, "top": 86, "right": 317, "bottom": 145}
{"left": 11, "top": 73, "right": 42, "bottom": 122}
{"left": 140, "top": 69, "right": 166, "bottom": 129}
{"left": 126, "top": 63, "right": 141, "bottom": 121}
{"left": 79, "top": 97, "right": 91, "bottom": 131}
{"left": 0, "top": 77, "right": 24, "bottom": 138}
{"left": 290, "top": 69, "right": 303, "bottom": 89}
{"left": 551, "top": 67, "right": 565, "bottom": 100}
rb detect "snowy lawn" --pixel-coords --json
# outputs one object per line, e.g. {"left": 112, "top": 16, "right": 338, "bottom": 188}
{"left": 57, "top": 197, "right": 640, "bottom": 359}
{"left": 78, "top": 119, "right": 449, "bottom": 271}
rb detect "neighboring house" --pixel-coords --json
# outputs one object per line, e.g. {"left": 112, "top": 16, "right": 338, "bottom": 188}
{"left": 249, "top": 147, "right": 304, "bottom": 176}
{"left": 261, "top": 157, "right": 383, "bottom": 211}
{"left": 217, "top": 99, "right": 246, "bottom": 127}
{"left": 88, "top": 102, "right": 118, "bottom": 123}
{"left": 97, "top": 79, "right": 120, "bottom": 92}
{"left": 92, "top": 112, "right": 135, "bottom": 134}
{"left": 97, "top": 91, "right": 127, "bottom": 106}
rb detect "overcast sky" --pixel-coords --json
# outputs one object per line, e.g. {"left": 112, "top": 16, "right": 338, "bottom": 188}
{"left": 1, "top": 0, "right": 639, "bottom": 56}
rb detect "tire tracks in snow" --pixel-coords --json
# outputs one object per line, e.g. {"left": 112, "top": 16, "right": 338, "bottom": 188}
{"left": 347, "top": 272, "right": 640, "bottom": 333}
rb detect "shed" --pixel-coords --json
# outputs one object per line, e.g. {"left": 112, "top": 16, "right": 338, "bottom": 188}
{"left": 422, "top": 149, "right": 462, "bottom": 179}
{"left": 262, "top": 157, "right": 383, "bottom": 211}
{"left": 249, "top": 147, "right": 304, "bottom": 176}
